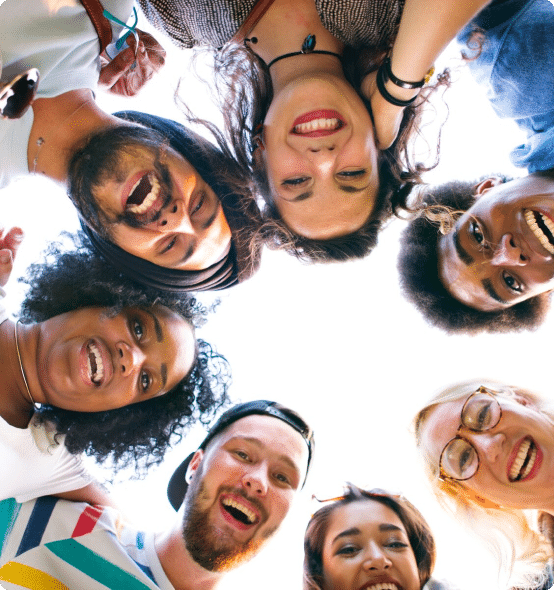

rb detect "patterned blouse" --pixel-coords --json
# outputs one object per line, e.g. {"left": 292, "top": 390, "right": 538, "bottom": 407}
{"left": 138, "top": 0, "right": 404, "bottom": 50}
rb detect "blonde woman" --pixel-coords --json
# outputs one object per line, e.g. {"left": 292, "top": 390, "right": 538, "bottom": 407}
{"left": 415, "top": 379, "right": 554, "bottom": 589}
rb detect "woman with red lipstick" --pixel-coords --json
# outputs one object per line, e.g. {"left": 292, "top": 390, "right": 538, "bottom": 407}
{"left": 0, "top": 232, "right": 230, "bottom": 504}
{"left": 138, "top": 0, "right": 495, "bottom": 261}
{"left": 303, "top": 485, "right": 440, "bottom": 590}
{"left": 414, "top": 380, "right": 554, "bottom": 589}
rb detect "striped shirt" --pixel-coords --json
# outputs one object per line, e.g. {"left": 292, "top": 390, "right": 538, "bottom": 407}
{"left": 138, "top": 0, "right": 403, "bottom": 49}
{"left": 0, "top": 497, "right": 173, "bottom": 590}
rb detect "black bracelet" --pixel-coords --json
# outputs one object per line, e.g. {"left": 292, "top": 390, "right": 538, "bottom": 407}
{"left": 376, "top": 64, "right": 418, "bottom": 108}
{"left": 381, "top": 57, "right": 426, "bottom": 89}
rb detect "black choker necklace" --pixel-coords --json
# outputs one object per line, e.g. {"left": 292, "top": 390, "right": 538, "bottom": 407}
{"left": 265, "top": 34, "right": 342, "bottom": 69}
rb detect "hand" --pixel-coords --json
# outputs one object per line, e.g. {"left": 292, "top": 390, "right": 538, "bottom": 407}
{"left": 99, "top": 30, "right": 166, "bottom": 97}
{"left": 0, "top": 227, "right": 23, "bottom": 287}
{"left": 361, "top": 70, "right": 409, "bottom": 150}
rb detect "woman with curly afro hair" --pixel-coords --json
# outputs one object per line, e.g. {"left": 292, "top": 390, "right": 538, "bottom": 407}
{"left": 0, "top": 230, "right": 231, "bottom": 506}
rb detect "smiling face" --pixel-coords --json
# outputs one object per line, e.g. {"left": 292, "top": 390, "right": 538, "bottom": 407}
{"left": 321, "top": 500, "right": 420, "bottom": 590}
{"left": 71, "top": 126, "right": 232, "bottom": 271}
{"left": 262, "top": 75, "right": 380, "bottom": 239}
{"left": 181, "top": 415, "right": 309, "bottom": 572}
{"left": 34, "top": 305, "right": 196, "bottom": 412}
{"left": 438, "top": 175, "right": 554, "bottom": 311}
{"left": 420, "top": 384, "right": 554, "bottom": 510}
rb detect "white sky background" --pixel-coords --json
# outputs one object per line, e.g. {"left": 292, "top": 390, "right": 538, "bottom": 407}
{"left": 1, "top": 8, "right": 552, "bottom": 590}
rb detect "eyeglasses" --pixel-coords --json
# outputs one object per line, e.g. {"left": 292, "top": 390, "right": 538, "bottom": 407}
{"left": 0, "top": 68, "right": 40, "bottom": 120}
{"left": 438, "top": 386, "right": 503, "bottom": 481}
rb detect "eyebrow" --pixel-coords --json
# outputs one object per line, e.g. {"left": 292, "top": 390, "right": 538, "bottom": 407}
{"left": 142, "top": 310, "right": 168, "bottom": 390}
{"left": 338, "top": 184, "right": 371, "bottom": 194}
{"left": 175, "top": 201, "right": 220, "bottom": 265}
{"left": 453, "top": 227, "right": 474, "bottom": 266}
{"left": 290, "top": 191, "right": 313, "bottom": 202}
{"left": 144, "top": 309, "right": 163, "bottom": 342}
{"left": 332, "top": 523, "right": 404, "bottom": 545}
{"left": 482, "top": 278, "right": 507, "bottom": 304}
{"left": 179, "top": 242, "right": 196, "bottom": 264}
{"left": 202, "top": 201, "right": 221, "bottom": 230}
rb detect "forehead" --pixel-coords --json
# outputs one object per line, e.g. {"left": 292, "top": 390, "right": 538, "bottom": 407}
{"left": 214, "top": 415, "right": 308, "bottom": 468}
{"left": 274, "top": 187, "right": 378, "bottom": 239}
{"left": 326, "top": 500, "right": 407, "bottom": 542}
{"left": 419, "top": 398, "right": 467, "bottom": 464}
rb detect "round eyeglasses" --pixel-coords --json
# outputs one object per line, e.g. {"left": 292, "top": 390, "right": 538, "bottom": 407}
{"left": 438, "top": 386, "right": 502, "bottom": 481}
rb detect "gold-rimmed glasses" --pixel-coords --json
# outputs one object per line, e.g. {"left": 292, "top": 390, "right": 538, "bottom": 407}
{"left": 438, "top": 386, "right": 503, "bottom": 481}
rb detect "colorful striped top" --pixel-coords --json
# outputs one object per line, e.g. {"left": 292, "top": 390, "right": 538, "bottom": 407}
{"left": 0, "top": 497, "right": 173, "bottom": 589}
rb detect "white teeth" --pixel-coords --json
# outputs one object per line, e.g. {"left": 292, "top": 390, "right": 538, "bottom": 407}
{"left": 127, "top": 174, "right": 160, "bottom": 215}
{"left": 293, "top": 118, "right": 340, "bottom": 134}
{"left": 221, "top": 498, "right": 256, "bottom": 523}
{"left": 521, "top": 445, "right": 537, "bottom": 479}
{"left": 87, "top": 342, "right": 104, "bottom": 384}
{"left": 365, "top": 584, "right": 398, "bottom": 590}
{"left": 524, "top": 210, "right": 554, "bottom": 254}
{"left": 509, "top": 438, "right": 537, "bottom": 481}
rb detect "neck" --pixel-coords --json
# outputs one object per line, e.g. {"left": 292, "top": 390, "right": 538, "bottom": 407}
{"left": 155, "top": 525, "right": 223, "bottom": 590}
{"left": 28, "top": 89, "right": 125, "bottom": 183}
{"left": 248, "top": 0, "right": 344, "bottom": 71}
{"left": 0, "top": 320, "right": 35, "bottom": 427}
{"left": 269, "top": 52, "right": 345, "bottom": 94}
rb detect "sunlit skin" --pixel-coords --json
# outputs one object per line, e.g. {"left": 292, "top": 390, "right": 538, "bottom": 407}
{"left": 321, "top": 500, "right": 420, "bottom": 590}
{"left": 154, "top": 415, "right": 309, "bottom": 586}
{"left": 19, "top": 305, "right": 196, "bottom": 412}
{"left": 262, "top": 74, "right": 380, "bottom": 239}
{"left": 438, "top": 174, "right": 554, "bottom": 311}
{"left": 184, "top": 415, "right": 309, "bottom": 550}
{"left": 92, "top": 145, "right": 232, "bottom": 271}
{"left": 420, "top": 385, "right": 554, "bottom": 512}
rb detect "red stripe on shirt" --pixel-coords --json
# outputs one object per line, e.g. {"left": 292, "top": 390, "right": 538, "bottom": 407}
{"left": 72, "top": 505, "right": 104, "bottom": 538}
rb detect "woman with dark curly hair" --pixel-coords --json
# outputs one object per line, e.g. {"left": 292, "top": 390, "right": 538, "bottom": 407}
{"left": 140, "top": 0, "right": 490, "bottom": 261}
{"left": 0, "top": 231, "right": 231, "bottom": 505}
{"left": 304, "top": 485, "right": 437, "bottom": 590}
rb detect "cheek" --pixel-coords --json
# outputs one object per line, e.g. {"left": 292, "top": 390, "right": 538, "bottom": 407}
{"left": 322, "top": 556, "right": 356, "bottom": 590}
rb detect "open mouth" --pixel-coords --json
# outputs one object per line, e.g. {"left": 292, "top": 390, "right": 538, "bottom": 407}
{"left": 291, "top": 109, "right": 346, "bottom": 137}
{"left": 86, "top": 341, "right": 104, "bottom": 386}
{"left": 221, "top": 497, "right": 259, "bottom": 526}
{"left": 508, "top": 437, "right": 538, "bottom": 482}
{"left": 524, "top": 209, "right": 554, "bottom": 255}
{"left": 361, "top": 582, "right": 401, "bottom": 590}
{"left": 125, "top": 172, "right": 162, "bottom": 216}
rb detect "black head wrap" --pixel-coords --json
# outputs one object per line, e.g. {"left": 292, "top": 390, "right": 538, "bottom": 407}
{"left": 81, "top": 111, "right": 261, "bottom": 292}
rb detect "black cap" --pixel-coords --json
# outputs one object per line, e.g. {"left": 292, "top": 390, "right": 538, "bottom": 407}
{"left": 167, "top": 400, "right": 314, "bottom": 510}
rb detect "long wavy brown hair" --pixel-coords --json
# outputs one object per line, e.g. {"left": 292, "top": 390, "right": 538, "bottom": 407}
{"left": 208, "top": 40, "right": 449, "bottom": 262}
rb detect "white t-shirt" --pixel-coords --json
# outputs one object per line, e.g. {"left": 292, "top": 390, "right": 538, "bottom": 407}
{"left": 0, "top": 0, "right": 135, "bottom": 188}
{"left": 0, "top": 292, "right": 92, "bottom": 502}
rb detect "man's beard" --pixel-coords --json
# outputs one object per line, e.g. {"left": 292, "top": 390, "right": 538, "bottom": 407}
{"left": 181, "top": 479, "right": 277, "bottom": 572}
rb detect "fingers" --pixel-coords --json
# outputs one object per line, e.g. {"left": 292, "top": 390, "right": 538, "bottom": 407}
{"left": 0, "top": 226, "right": 22, "bottom": 288}
{"left": 136, "top": 30, "right": 166, "bottom": 70}
{"left": 3, "top": 227, "right": 24, "bottom": 258}
{"left": 98, "top": 46, "right": 136, "bottom": 90}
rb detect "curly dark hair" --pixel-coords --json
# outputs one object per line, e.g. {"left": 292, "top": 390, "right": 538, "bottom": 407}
{"left": 19, "top": 232, "right": 232, "bottom": 474}
{"left": 207, "top": 41, "right": 447, "bottom": 262}
{"left": 304, "top": 485, "right": 436, "bottom": 590}
{"left": 397, "top": 180, "right": 550, "bottom": 334}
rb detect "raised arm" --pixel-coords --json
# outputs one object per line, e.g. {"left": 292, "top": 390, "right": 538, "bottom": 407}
{"left": 364, "top": 0, "right": 493, "bottom": 148}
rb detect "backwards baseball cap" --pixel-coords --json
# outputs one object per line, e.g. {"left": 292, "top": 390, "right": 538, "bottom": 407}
{"left": 167, "top": 400, "right": 314, "bottom": 510}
